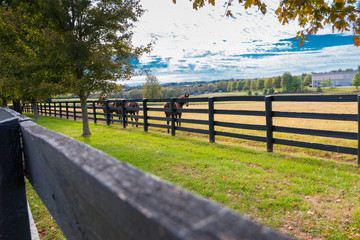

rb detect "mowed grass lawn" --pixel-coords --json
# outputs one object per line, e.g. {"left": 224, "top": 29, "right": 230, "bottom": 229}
{"left": 26, "top": 115, "right": 360, "bottom": 240}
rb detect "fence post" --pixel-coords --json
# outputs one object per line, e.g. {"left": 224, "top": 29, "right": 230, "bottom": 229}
{"left": 105, "top": 100, "right": 110, "bottom": 125}
{"left": 48, "top": 103, "right": 51, "bottom": 116}
{"left": 171, "top": 98, "right": 176, "bottom": 136}
{"left": 73, "top": 102, "right": 76, "bottom": 121}
{"left": 358, "top": 95, "right": 360, "bottom": 165}
{"left": 143, "top": 99, "right": 148, "bottom": 132}
{"left": 208, "top": 97, "right": 215, "bottom": 143}
{"left": 0, "top": 118, "right": 31, "bottom": 240}
{"left": 93, "top": 101, "right": 97, "bottom": 124}
{"left": 44, "top": 103, "right": 47, "bottom": 116}
{"left": 54, "top": 103, "right": 57, "bottom": 118}
{"left": 122, "top": 100, "right": 126, "bottom": 128}
{"left": 66, "top": 102, "right": 69, "bottom": 119}
{"left": 59, "top": 102, "right": 62, "bottom": 118}
{"left": 265, "top": 95, "right": 273, "bottom": 152}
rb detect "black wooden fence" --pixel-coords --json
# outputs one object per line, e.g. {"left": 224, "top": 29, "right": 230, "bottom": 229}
{"left": 1, "top": 107, "right": 291, "bottom": 240}
{"left": 22, "top": 94, "right": 360, "bottom": 164}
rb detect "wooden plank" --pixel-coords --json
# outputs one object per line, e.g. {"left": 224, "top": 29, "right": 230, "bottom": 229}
{"left": 148, "top": 116, "right": 170, "bottom": 122}
{"left": 215, "top": 131, "right": 267, "bottom": 142}
{"left": 272, "top": 95, "right": 357, "bottom": 102}
{"left": 175, "top": 108, "right": 209, "bottom": 114}
{"left": 273, "top": 138, "right": 357, "bottom": 155}
{"left": 215, "top": 121, "right": 266, "bottom": 131}
{"left": 19, "top": 118, "right": 289, "bottom": 240}
{"left": 215, "top": 109, "right": 265, "bottom": 116}
{"left": 148, "top": 107, "right": 167, "bottom": 112}
{"left": 176, "top": 126, "right": 209, "bottom": 135}
{"left": 214, "top": 96, "right": 265, "bottom": 102}
{"left": 274, "top": 126, "right": 357, "bottom": 140}
{"left": 148, "top": 123, "right": 170, "bottom": 129}
{"left": 177, "top": 118, "right": 209, "bottom": 125}
{"left": 273, "top": 111, "right": 357, "bottom": 121}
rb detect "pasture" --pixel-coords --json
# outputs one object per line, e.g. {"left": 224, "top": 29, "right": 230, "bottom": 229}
{"left": 48, "top": 97, "right": 357, "bottom": 161}
{"left": 26, "top": 114, "right": 360, "bottom": 240}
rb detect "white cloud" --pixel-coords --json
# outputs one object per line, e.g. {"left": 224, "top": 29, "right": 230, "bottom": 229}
{"left": 130, "top": 0, "right": 360, "bottom": 85}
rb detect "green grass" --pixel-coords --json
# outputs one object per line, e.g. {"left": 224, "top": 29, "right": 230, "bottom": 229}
{"left": 26, "top": 115, "right": 360, "bottom": 239}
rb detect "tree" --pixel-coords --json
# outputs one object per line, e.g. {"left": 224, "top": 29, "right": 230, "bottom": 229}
{"left": 0, "top": 1, "right": 67, "bottom": 120}
{"left": 264, "top": 77, "right": 272, "bottom": 89}
{"left": 41, "top": 0, "right": 150, "bottom": 136}
{"left": 236, "top": 80, "right": 244, "bottom": 91}
{"left": 178, "top": 0, "right": 360, "bottom": 46}
{"left": 320, "top": 78, "right": 334, "bottom": 88}
{"left": 207, "top": 83, "right": 216, "bottom": 92}
{"left": 250, "top": 80, "right": 257, "bottom": 91}
{"left": 272, "top": 76, "right": 281, "bottom": 89}
{"left": 143, "top": 74, "right": 163, "bottom": 99}
{"left": 353, "top": 73, "right": 360, "bottom": 89}
{"left": 257, "top": 78, "right": 265, "bottom": 90}
{"left": 128, "top": 89, "right": 143, "bottom": 99}
{"left": 227, "top": 82, "right": 232, "bottom": 92}
{"left": 216, "top": 81, "right": 228, "bottom": 92}
{"left": 281, "top": 72, "right": 293, "bottom": 92}
{"left": 231, "top": 81, "right": 237, "bottom": 92}
{"left": 243, "top": 80, "right": 251, "bottom": 91}
{"left": 303, "top": 74, "right": 312, "bottom": 87}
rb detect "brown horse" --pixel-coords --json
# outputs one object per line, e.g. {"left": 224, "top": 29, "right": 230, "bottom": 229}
{"left": 164, "top": 94, "right": 189, "bottom": 133}
{"left": 125, "top": 101, "right": 139, "bottom": 127}
{"left": 98, "top": 97, "right": 139, "bottom": 127}
{"left": 98, "top": 97, "right": 122, "bottom": 122}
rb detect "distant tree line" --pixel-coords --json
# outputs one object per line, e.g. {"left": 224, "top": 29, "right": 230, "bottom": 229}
{"left": 115, "top": 72, "right": 313, "bottom": 99}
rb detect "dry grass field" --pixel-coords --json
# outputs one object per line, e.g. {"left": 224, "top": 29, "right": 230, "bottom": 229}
{"left": 117, "top": 101, "right": 354, "bottom": 162}
{"left": 43, "top": 99, "right": 358, "bottom": 163}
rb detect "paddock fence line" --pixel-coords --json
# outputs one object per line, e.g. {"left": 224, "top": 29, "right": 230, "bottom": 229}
{"left": 0, "top": 107, "right": 291, "bottom": 240}
{"left": 22, "top": 94, "right": 360, "bottom": 164}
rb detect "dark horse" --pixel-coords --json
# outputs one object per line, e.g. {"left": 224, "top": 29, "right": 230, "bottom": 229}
{"left": 98, "top": 97, "right": 139, "bottom": 127}
{"left": 164, "top": 94, "right": 189, "bottom": 133}
{"left": 126, "top": 101, "right": 139, "bottom": 127}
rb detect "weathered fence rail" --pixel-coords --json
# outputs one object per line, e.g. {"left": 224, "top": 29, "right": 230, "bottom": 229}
{"left": 1, "top": 108, "right": 291, "bottom": 239}
{"left": 22, "top": 94, "right": 360, "bottom": 164}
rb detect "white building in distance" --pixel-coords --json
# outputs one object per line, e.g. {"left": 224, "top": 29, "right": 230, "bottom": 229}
{"left": 312, "top": 71, "right": 357, "bottom": 88}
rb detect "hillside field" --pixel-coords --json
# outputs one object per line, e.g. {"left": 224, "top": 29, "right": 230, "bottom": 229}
{"left": 25, "top": 114, "right": 360, "bottom": 240}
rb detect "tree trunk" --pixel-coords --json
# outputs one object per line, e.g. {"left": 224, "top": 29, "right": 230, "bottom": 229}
{"left": 12, "top": 99, "right": 22, "bottom": 114}
{"left": 80, "top": 96, "right": 91, "bottom": 136}
{"left": 32, "top": 102, "right": 39, "bottom": 122}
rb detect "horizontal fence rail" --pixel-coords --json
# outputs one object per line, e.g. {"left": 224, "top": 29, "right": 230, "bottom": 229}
{"left": 21, "top": 94, "right": 360, "bottom": 164}
{"left": 1, "top": 108, "right": 291, "bottom": 240}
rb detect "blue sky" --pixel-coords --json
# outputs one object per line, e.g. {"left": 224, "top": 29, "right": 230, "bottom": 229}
{"left": 129, "top": 0, "right": 360, "bottom": 85}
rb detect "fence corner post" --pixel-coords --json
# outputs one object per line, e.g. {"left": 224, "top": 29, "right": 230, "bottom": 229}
{"left": 208, "top": 97, "right": 215, "bottom": 143}
{"left": 143, "top": 99, "right": 148, "bottom": 132}
{"left": 105, "top": 100, "right": 110, "bottom": 125}
{"left": 121, "top": 100, "right": 126, "bottom": 128}
{"left": 265, "top": 95, "right": 273, "bottom": 152}
{"left": 0, "top": 118, "right": 31, "bottom": 240}
{"left": 357, "top": 95, "right": 360, "bottom": 166}
{"left": 170, "top": 98, "right": 176, "bottom": 136}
